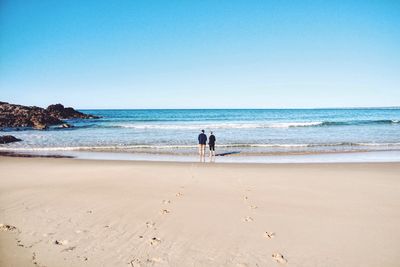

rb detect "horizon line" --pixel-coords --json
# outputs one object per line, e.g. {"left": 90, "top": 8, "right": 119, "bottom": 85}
{"left": 77, "top": 106, "right": 400, "bottom": 110}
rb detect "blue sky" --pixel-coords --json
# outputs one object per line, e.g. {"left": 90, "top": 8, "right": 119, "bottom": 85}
{"left": 1, "top": 0, "right": 399, "bottom": 108}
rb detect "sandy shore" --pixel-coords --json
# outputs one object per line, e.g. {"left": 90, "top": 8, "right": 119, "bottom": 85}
{"left": 0, "top": 157, "right": 399, "bottom": 267}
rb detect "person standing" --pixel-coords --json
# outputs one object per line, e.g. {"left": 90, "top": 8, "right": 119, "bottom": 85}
{"left": 209, "top": 131, "right": 216, "bottom": 157}
{"left": 198, "top": 129, "right": 207, "bottom": 157}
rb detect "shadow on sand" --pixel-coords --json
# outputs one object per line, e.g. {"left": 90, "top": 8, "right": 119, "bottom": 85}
{"left": 215, "top": 151, "right": 241, "bottom": 157}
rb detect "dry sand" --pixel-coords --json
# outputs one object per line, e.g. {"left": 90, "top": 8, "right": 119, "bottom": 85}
{"left": 0, "top": 157, "right": 399, "bottom": 267}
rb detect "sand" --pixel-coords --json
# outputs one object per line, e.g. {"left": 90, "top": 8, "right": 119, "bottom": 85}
{"left": 0, "top": 157, "right": 399, "bottom": 267}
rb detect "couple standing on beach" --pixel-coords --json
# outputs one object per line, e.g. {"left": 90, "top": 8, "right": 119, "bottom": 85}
{"left": 198, "top": 130, "right": 216, "bottom": 157}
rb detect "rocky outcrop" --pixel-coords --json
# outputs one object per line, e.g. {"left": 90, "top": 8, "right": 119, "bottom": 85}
{"left": 0, "top": 102, "right": 99, "bottom": 130}
{"left": 46, "top": 104, "right": 99, "bottom": 119}
{"left": 0, "top": 135, "right": 22, "bottom": 144}
{"left": 0, "top": 102, "right": 62, "bottom": 129}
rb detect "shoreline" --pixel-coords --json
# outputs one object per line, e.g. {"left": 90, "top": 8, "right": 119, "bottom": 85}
{"left": 1, "top": 154, "right": 400, "bottom": 165}
{"left": 1, "top": 149, "right": 399, "bottom": 164}
{"left": 1, "top": 157, "right": 399, "bottom": 266}
{"left": 0, "top": 151, "right": 73, "bottom": 158}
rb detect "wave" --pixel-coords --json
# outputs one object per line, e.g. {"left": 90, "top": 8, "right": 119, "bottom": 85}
{"left": 219, "top": 142, "right": 400, "bottom": 148}
{"left": 2, "top": 142, "right": 400, "bottom": 152}
{"left": 105, "top": 120, "right": 400, "bottom": 130}
{"left": 3, "top": 119, "right": 398, "bottom": 132}
{"left": 111, "top": 122, "right": 325, "bottom": 130}
{"left": 320, "top": 120, "right": 399, "bottom": 126}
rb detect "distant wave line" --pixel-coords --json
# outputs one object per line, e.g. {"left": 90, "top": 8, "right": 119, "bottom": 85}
{"left": 106, "top": 120, "right": 400, "bottom": 129}
{"left": 2, "top": 119, "right": 398, "bottom": 132}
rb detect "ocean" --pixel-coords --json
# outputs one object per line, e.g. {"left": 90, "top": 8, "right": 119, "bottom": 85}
{"left": 1, "top": 108, "right": 400, "bottom": 162}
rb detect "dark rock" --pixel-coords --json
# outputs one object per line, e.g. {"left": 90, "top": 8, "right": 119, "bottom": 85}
{"left": 0, "top": 102, "right": 62, "bottom": 129}
{"left": 0, "top": 135, "right": 22, "bottom": 144}
{"left": 46, "top": 104, "right": 100, "bottom": 119}
{"left": 0, "top": 102, "right": 99, "bottom": 130}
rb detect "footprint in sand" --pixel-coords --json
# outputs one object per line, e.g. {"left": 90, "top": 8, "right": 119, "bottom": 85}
{"left": 243, "top": 196, "right": 249, "bottom": 201}
{"left": 16, "top": 239, "right": 24, "bottom": 247}
{"left": 242, "top": 216, "right": 254, "bottom": 222}
{"left": 175, "top": 192, "right": 183, "bottom": 197}
{"left": 54, "top": 240, "right": 69, "bottom": 246}
{"left": 272, "top": 253, "right": 287, "bottom": 264}
{"left": 78, "top": 255, "right": 89, "bottom": 262}
{"left": 162, "top": 200, "right": 171, "bottom": 204}
{"left": 160, "top": 209, "right": 171, "bottom": 215}
{"left": 264, "top": 232, "right": 275, "bottom": 239}
{"left": 32, "top": 252, "right": 39, "bottom": 265}
{"left": 0, "top": 223, "right": 19, "bottom": 233}
{"left": 146, "top": 221, "right": 155, "bottom": 228}
{"left": 149, "top": 237, "right": 161, "bottom": 246}
{"left": 129, "top": 258, "right": 141, "bottom": 267}
{"left": 249, "top": 205, "right": 258, "bottom": 209}
{"left": 147, "top": 257, "right": 164, "bottom": 263}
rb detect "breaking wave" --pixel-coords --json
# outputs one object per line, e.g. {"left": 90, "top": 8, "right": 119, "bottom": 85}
{"left": 1, "top": 142, "right": 400, "bottom": 152}
{"left": 107, "top": 120, "right": 399, "bottom": 130}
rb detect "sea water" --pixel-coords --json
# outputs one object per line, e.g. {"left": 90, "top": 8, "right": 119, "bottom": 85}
{"left": 1, "top": 108, "right": 400, "bottom": 162}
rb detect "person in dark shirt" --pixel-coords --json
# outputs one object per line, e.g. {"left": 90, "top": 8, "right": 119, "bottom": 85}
{"left": 209, "top": 131, "right": 216, "bottom": 157}
{"left": 198, "top": 129, "right": 207, "bottom": 157}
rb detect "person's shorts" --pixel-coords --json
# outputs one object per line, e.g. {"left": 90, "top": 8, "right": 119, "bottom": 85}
{"left": 199, "top": 142, "right": 206, "bottom": 145}
{"left": 209, "top": 144, "right": 215, "bottom": 151}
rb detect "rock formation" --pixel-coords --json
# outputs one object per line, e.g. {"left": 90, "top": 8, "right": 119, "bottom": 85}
{"left": 0, "top": 135, "right": 22, "bottom": 144}
{"left": 0, "top": 102, "right": 99, "bottom": 130}
{"left": 46, "top": 104, "right": 99, "bottom": 119}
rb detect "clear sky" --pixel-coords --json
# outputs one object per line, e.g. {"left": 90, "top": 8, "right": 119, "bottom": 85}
{"left": 1, "top": 0, "right": 399, "bottom": 109}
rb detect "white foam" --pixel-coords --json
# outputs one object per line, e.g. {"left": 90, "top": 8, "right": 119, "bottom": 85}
{"left": 2, "top": 142, "right": 400, "bottom": 152}
{"left": 113, "top": 122, "right": 324, "bottom": 130}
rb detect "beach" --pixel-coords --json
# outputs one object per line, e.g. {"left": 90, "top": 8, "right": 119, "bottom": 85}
{"left": 1, "top": 157, "right": 399, "bottom": 267}
{"left": 2, "top": 0, "right": 400, "bottom": 266}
